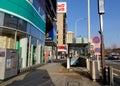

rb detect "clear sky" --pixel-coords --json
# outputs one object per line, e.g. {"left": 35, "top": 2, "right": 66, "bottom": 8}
{"left": 58, "top": 0, "right": 120, "bottom": 48}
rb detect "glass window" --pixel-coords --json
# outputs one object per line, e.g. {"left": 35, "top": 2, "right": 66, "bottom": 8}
{"left": 0, "top": 12, "right": 4, "bottom": 26}
{"left": 26, "top": 23, "right": 31, "bottom": 33}
{"left": 30, "top": 25, "right": 41, "bottom": 38}
{"left": 33, "top": 0, "right": 46, "bottom": 21}
{"left": 31, "top": 36, "right": 37, "bottom": 46}
{"left": 0, "top": 27, "right": 15, "bottom": 49}
{"left": 18, "top": 19, "right": 27, "bottom": 32}
{"left": 4, "top": 14, "right": 18, "bottom": 29}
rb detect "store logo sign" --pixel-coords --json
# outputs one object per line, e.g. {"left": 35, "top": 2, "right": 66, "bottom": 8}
{"left": 57, "top": 2, "right": 67, "bottom": 13}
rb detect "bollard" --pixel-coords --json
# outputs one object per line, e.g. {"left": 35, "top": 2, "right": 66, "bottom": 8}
{"left": 108, "top": 66, "right": 114, "bottom": 86}
{"left": 67, "top": 57, "right": 70, "bottom": 69}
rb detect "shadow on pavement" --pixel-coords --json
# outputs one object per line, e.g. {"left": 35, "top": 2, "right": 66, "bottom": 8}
{"left": 61, "top": 61, "right": 104, "bottom": 86}
{"left": 6, "top": 69, "right": 55, "bottom": 86}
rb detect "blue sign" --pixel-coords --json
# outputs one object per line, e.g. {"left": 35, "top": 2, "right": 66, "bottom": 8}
{"left": 95, "top": 48, "right": 100, "bottom": 53}
{"left": 92, "top": 36, "right": 100, "bottom": 44}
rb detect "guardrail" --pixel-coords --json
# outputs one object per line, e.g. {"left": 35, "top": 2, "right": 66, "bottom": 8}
{"left": 105, "top": 66, "right": 120, "bottom": 86}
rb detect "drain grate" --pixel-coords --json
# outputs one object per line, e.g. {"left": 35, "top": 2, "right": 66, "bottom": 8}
{"left": 67, "top": 81, "right": 80, "bottom": 86}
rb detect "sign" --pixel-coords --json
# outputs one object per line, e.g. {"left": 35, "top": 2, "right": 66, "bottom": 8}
{"left": 94, "top": 47, "right": 100, "bottom": 53}
{"left": 94, "top": 47, "right": 100, "bottom": 55}
{"left": 58, "top": 46, "right": 66, "bottom": 52}
{"left": 57, "top": 2, "right": 67, "bottom": 13}
{"left": 58, "top": 46, "right": 66, "bottom": 49}
{"left": 98, "top": 0, "right": 105, "bottom": 14}
{"left": 92, "top": 36, "right": 100, "bottom": 44}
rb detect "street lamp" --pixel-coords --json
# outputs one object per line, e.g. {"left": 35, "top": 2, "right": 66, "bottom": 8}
{"left": 75, "top": 18, "right": 87, "bottom": 37}
{"left": 98, "top": 0, "right": 105, "bottom": 83}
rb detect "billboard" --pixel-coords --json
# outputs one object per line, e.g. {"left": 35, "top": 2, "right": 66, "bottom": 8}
{"left": 57, "top": 2, "right": 67, "bottom": 13}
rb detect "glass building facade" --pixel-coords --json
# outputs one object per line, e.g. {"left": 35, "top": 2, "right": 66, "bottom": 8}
{"left": 0, "top": 0, "right": 46, "bottom": 70}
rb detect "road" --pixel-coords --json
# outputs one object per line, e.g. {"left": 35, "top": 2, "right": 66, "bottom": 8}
{"left": 105, "top": 59, "right": 120, "bottom": 86}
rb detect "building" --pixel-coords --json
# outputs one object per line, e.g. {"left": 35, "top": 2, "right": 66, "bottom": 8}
{"left": 0, "top": 0, "right": 56, "bottom": 71}
{"left": 57, "top": 2, "right": 67, "bottom": 59}
{"left": 45, "top": 0, "right": 57, "bottom": 62}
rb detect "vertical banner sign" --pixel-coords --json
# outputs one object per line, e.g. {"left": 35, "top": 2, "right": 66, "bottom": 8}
{"left": 98, "top": 0, "right": 105, "bottom": 14}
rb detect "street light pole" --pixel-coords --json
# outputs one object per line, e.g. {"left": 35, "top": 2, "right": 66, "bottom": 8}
{"left": 98, "top": 0, "right": 105, "bottom": 82}
{"left": 75, "top": 18, "right": 87, "bottom": 37}
{"left": 87, "top": 0, "right": 91, "bottom": 43}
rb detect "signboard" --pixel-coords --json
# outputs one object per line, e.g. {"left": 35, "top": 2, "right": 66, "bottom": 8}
{"left": 57, "top": 2, "right": 67, "bottom": 13}
{"left": 58, "top": 46, "right": 66, "bottom": 52}
{"left": 92, "top": 36, "right": 100, "bottom": 44}
{"left": 94, "top": 47, "right": 100, "bottom": 55}
{"left": 98, "top": 0, "right": 105, "bottom": 14}
{"left": 94, "top": 47, "right": 100, "bottom": 53}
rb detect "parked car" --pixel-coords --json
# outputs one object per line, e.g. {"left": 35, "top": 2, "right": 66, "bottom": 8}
{"left": 108, "top": 55, "right": 119, "bottom": 60}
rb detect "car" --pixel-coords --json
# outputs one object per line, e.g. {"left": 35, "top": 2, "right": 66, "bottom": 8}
{"left": 108, "top": 55, "right": 119, "bottom": 60}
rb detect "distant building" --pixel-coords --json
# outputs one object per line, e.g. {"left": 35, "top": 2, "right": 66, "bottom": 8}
{"left": 66, "top": 31, "right": 74, "bottom": 43}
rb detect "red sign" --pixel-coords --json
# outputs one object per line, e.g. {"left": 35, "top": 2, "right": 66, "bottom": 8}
{"left": 58, "top": 46, "right": 66, "bottom": 49}
{"left": 92, "top": 36, "right": 100, "bottom": 44}
{"left": 57, "top": 2, "right": 67, "bottom": 13}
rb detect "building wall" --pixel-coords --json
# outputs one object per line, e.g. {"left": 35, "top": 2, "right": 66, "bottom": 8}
{"left": 0, "top": 0, "right": 46, "bottom": 70}
{"left": 57, "top": 13, "right": 65, "bottom": 46}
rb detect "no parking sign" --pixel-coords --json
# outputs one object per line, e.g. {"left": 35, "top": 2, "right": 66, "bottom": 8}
{"left": 92, "top": 36, "right": 100, "bottom": 44}
{"left": 94, "top": 47, "right": 100, "bottom": 53}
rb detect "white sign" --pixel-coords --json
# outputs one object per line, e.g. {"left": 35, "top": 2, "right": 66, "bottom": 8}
{"left": 98, "top": 0, "right": 105, "bottom": 14}
{"left": 57, "top": 2, "right": 67, "bottom": 13}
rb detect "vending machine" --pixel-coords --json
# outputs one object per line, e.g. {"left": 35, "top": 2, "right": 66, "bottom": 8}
{"left": 0, "top": 49, "right": 18, "bottom": 80}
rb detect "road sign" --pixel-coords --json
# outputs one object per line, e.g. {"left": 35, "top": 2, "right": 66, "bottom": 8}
{"left": 94, "top": 47, "right": 100, "bottom": 53}
{"left": 92, "top": 36, "right": 100, "bottom": 44}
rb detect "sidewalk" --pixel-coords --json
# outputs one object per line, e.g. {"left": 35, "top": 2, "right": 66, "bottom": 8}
{"left": 0, "top": 63, "right": 104, "bottom": 86}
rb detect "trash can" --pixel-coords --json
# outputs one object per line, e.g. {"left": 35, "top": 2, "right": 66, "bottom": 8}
{"left": 90, "top": 60, "right": 101, "bottom": 81}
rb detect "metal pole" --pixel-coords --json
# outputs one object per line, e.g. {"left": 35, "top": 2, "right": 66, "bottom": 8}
{"left": 99, "top": 14, "right": 105, "bottom": 82}
{"left": 87, "top": 0, "right": 91, "bottom": 71}
{"left": 88, "top": 0, "right": 91, "bottom": 43}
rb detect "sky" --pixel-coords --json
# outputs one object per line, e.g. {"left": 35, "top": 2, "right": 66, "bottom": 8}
{"left": 58, "top": 0, "right": 120, "bottom": 48}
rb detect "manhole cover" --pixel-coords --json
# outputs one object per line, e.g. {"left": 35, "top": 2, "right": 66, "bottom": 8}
{"left": 67, "top": 81, "right": 80, "bottom": 86}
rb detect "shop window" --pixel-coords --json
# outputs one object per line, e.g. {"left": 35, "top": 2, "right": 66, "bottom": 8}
{"left": 0, "top": 28, "right": 15, "bottom": 49}
{"left": 4, "top": 14, "right": 18, "bottom": 29}
{"left": 0, "top": 12, "right": 4, "bottom": 26}
{"left": 18, "top": 19, "right": 27, "bottom": 32}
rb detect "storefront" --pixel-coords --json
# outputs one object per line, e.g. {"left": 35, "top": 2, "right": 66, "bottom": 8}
{"left": 0, "top": 0, "right": 46, "bottom": 71}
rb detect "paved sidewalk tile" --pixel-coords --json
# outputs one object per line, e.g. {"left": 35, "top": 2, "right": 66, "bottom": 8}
{"left": 0, "top": 63, "right": 104, "bottom": 86}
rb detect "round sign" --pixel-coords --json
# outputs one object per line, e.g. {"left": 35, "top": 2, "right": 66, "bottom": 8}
{"left": 94, "top": 48, "right": 100, "bottom": 53}
{"left": 92, "top": 36, "right": 100, "bottom": 44}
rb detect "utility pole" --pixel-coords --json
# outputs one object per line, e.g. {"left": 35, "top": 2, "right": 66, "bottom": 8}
{"left": 98, "top": 0, "right": 105, "bottom": 82}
